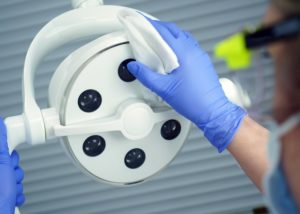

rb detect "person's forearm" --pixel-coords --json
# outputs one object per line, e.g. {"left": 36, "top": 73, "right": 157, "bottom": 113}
{"left": 227, "top": 116, "right": 269, "bottom": 192}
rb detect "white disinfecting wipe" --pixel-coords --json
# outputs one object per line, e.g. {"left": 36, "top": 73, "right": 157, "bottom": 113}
{"left": 118, "top": 10, "right": 179, "bottom": 75}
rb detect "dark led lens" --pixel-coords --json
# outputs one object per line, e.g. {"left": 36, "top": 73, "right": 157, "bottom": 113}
{"left": 78, "top": 89, "right": 102, "bottom": 112}
{"left": 118, "top": 59, "right": 136, "bottom": 82}
{"left": 83, "top": 135, "right": 106, "bottom": 157}
{"left": 125, "top": 148, "right": 145, "bottom": 169}
{"left": 161, "top": 120, "right": 181, "bottom": 140}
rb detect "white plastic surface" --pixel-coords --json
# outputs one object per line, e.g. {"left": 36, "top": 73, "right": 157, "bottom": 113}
{"left": 5, "top": 0, "right": 191, "bottom": 190}
{"left": 50, "top": 35, "right": 191, "bottom": 184}
{"left": 9, "top": 4, "right": 160, "bottom": 152}
{"left": 2, "top": 2, "right": 191, "bottom": 214}
{"left": 41, "top": 108, "right": 60, "bottom": 140}
{"left": 54, "top": 100, "right": 178, "bottom": 140}
{"left": 49, "top": 32, "right": 128, "bottom": 109}
{"left": 72, "top": 0, "right": 103, "bottom": 9}
{"left": 21, "top": 5, "right": 134, "bottom": 149}
{"left": 4, "top": 0, "right": 247, "bottom": 187}
{"left": 4, "top": 115, "right": 26, "bottom": 153}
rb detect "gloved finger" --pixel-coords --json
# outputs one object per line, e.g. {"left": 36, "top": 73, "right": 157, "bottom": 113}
{"left": 183, "top": 31, "right": 194, "bottom": 40}
{"left": 127, "top": 61, "right": 164, "bottom": 93}
{"left": 183, "top": 31, "right": 201, "bottom": 46}
{"left": 16, "top": 194, "right": 25, "bottom": 207}
{"left": 0, "top": 118, "right": 9, "bottom": 155}
{"left": 15, "top": 167, "right": 24, "bottom": 183}
{"left": 153, "top": 21, "right": 193, "bottom": 42}
{"left": 11, "top": 150, "right": 20, "bottom": 169}
{"left": 16, "top": 183, "right": 23, "bottom": 195}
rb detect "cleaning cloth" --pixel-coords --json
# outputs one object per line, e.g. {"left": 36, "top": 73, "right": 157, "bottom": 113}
{"left": 118, "top": 10, "right": 179, "bottom": 75}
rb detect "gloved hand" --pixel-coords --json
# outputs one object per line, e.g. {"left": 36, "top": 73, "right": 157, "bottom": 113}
{"left": 0, "top": 118, "right": 25, "bottom": 213}
{"left": 127, "top": 19, "right": 247, "bottom": 152}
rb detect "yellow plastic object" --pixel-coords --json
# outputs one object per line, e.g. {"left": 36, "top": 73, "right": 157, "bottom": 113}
{"left": 214, "top": 32, "right": 252, "bottom": 70}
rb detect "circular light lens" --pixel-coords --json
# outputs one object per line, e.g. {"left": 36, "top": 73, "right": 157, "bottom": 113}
{"left": 118, "top": 59, "right": 136, "bottom": 82}
{"left": 125, "top": 148, "right": 146, "bottom": 169}
{"left": 83, "top": 135, "right": 106, "bottom": 157}
{"left": 78, "top": 89, "right": 102, "bottom": 113}
{"left": 161, "top": 120, "right": 181, "bottom": 140}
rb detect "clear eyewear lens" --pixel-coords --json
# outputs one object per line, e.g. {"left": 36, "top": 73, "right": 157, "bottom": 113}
{"left": 221, "top": 49, "right": 275, "bottom": 123}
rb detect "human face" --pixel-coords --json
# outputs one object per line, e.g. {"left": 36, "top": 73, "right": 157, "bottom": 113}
{"left": 262, "top": 4, "right": 300, "bottom": 123}
{"left": 263, "top": 3, "right": 300, "bottom": 209}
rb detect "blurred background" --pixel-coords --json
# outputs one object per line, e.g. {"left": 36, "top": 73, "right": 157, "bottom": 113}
{"left": 0, "top": 0, "right": 274, "bottom": 213}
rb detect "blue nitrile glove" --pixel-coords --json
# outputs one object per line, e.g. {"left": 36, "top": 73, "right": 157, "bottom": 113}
{"left": 127, "top": 19, "right": 247, "bottom": 152}
{"left": 0, "top": 118, "right": 25, "bottom": 213}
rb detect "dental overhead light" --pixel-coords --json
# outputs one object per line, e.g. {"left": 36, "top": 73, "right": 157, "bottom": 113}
{"left": 5, "top": 0, "right": 192, "bottom": 188}
{"left": 8, "top": 1, "right": 248, "bottom": 213}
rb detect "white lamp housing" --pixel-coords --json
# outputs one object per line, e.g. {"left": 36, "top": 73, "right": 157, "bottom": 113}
{"left": 5, "top": 3, "right": 191, "bottom": 187}
{"left": 72, "top": 0, "right": 103, "bottom": 8}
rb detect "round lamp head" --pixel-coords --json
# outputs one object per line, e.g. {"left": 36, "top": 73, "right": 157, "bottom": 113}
{"left": 49, "top": 32, "right": 191, "bottom": 185}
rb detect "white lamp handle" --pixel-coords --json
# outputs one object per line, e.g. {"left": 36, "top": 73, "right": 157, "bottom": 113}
{"left": 24, "top": 5, "right": 129, "bottom": 114}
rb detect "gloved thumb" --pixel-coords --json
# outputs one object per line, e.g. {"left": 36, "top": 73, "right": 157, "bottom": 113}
{"left": 0, "top": 118, "right": 9, "bottom": 155}
{"left": 127, "top": 61, "right": 164, "bottom": 93}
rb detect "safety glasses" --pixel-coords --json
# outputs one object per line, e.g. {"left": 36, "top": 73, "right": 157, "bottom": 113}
{"left": 215, "top": 15, "right": 300, "bottom": 70}
{"left": 214, "top": 15, "right": 300, "bottom": 122}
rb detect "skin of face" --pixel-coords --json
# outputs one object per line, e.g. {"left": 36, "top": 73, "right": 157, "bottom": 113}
{"left": 263, "top": 3, "right": 300, "bottom": 209}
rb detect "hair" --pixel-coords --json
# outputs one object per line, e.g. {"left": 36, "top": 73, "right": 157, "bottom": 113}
{"left": 272, "top": 0, "right": 300, "bottom": 15}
